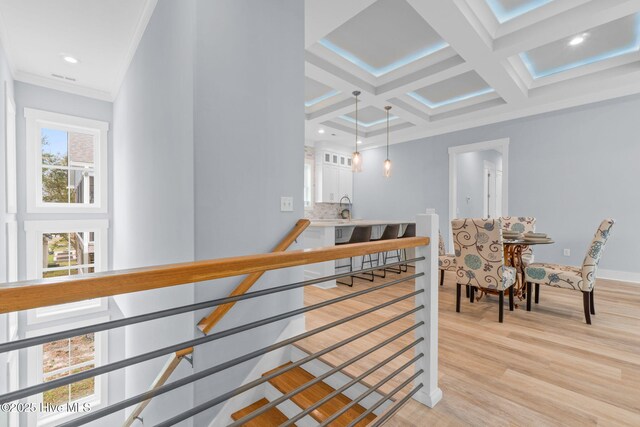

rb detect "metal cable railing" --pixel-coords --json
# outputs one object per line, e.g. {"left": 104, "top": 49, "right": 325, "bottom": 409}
{"left": 0, "top": 223, "right": 437, "bottom": 426}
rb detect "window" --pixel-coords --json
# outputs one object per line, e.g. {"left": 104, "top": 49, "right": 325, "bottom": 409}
{"left": 304, "top": 157, "right": 314, "bottom": 208}
{"left": 27, "top": 318, "right": 107, "bottom": 427}
{"left": 25, "top": 108, "right": 108, "bottom": 213}
{"left": 24, "top": 220, "right": 108, "bottom": 426}
{"left": 25, "top": 220, "right": 108, "bottom": 324}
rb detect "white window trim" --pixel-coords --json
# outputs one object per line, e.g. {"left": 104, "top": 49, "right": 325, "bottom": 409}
{"left": 26, "top": 316, "right": 109, "bottom": 427}
{"left": 25, "top": 220, "right": 109, "bottom": 324}
{"left": 25, "top": 108, "right": 109, "bottom": 214}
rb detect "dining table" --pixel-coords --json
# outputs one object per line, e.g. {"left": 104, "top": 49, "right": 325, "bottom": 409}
{"left": 503, "top": 237, "right": 555, "bottom": 300}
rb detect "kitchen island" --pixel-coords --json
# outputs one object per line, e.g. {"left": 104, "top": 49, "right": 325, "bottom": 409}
{"left": 303, "top": 220, "right": 414, "bottom": 288}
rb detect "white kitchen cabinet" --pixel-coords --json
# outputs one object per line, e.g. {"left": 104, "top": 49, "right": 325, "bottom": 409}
{"left": 338, "top": 168, "right": 353, "bottom": 201}
{"left": 320, "top": 165, "right": 340, "bottom": 202}
{"left": 315, "top": 150, "right": 353, "bottom": 203}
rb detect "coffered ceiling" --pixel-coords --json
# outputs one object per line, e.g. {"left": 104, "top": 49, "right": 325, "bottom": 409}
{"left": 305, "top": 0, "right": 640, "bottom": 148}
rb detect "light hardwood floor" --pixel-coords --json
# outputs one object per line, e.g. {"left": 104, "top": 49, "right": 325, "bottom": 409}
{"left": 297, "top": 268, "right": 640, "bottom": 426}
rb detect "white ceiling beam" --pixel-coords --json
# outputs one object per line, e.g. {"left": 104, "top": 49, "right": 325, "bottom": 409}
{"left": 407, "top": 0, "right": 528, "bottom": 105}
{"left": 305, "top": 0, "right": 377, "bottom": 48}
{"left": 494, "top": 0, "right": 640, "bottom": 58}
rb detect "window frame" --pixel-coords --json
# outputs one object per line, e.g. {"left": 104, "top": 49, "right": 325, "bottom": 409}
{"left": 26, "top": 317, "right": 109, "bottom": 427}
{"left": 24, "top": 220, "right": 109, "bottom": 324}
{"left": 25, "top": 108, "right": 109, "bottom": 213}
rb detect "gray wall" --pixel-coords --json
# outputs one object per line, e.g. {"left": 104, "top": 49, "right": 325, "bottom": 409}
{"left": 112, "top": 0, "right": 304, "bottom": 424}
{"left": 0, "top": 38, "right": 14, "bottom": 414}
{"left": 354, "top": 94, "right": 640, "bottom": 273}
{"left": 192, "top": 0, "right": 304, "bottom": 423}
{"left": 456, "top": 149, "right": 502, "bottom": 218}
{"left": 112, "top": 0, "right": 196, "bottom": 424}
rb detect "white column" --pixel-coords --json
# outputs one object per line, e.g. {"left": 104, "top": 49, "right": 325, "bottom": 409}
{"left": 413, "top": 213, "right": 442, "bottom": 407}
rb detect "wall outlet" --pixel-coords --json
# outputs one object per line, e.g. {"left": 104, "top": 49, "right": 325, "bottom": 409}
{"left": 280, "top": 196, "right": 293, "bottom": 212}
{"left": 563, "top": 249, "right": 571, "bottom": 257}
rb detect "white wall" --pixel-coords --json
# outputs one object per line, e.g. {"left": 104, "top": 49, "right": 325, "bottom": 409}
{"left": 192, "top": 0, "right": 304, "bottom": 424}
{"left": 112, "top": 0, "right": 196, "bottom": 424}
{"left": 354, "top": 93, "right": 640, "bottom": 275}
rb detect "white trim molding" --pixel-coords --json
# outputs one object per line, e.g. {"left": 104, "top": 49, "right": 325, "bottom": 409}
{"left": 24, "top": 108, "right": 109, "bottom": 214}
{"left": 598, "top": 269, "right": 640, "bottom": 284}
{"left": 448, "top": 138, "right": 509, "bottom": 248}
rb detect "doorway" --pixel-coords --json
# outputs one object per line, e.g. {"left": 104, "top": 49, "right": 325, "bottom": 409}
{"left": 448, "top": 138, "right": 509, "bottom": 247}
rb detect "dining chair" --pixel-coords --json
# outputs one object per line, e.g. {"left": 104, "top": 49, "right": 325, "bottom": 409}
{"left": 438, "top": 231, "right": 456, "bottom": 287}
{"left": 500, "top": 216, "right": 536, "bottom": 265}
{"left": 524, "top": 219, "right": 615, "bottom": 324}
{"left": 452, "top": 218, "right": 516, "bottom": 323}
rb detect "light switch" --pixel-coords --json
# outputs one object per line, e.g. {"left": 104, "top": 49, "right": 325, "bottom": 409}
{"left": 563, "top": 249, "right": 570, "bottom": 257}
{"left": 280, "top": 196, "right": 293, "bottom": 212}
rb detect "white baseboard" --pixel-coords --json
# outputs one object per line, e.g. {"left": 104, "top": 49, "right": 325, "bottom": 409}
{"left": 598, "top": 269, "right": 640, "bottom": 284}
{"left": 208, "top": 315, "right": 306, "bottom": 427}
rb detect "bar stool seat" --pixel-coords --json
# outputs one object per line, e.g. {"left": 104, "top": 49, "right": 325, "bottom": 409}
{"left": 336, "top": 225, "right": 373, "bottom": 286}
{"left": 370, "top": 224, "right": 401, "bottom": 278}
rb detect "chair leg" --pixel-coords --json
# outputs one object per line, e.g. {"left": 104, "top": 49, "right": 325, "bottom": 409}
{"left": 336, "top": 257, "right": 354, "bottom": 287}
{"left": 590, "top": 289, "right": 595, "bottom": 315}
{"left": 470, "top": 286, "right": 475, "bottom": 303}
{"left": 583, "top": 291, "right": 592, "bottom": 324}
{"left": 509, "top": 286, "right": 514, "bottom": 311}
{"left": 526, "top": 282, "right": 532, "bottom": 312}
{"left": 499, "top": 291, "right": 504, "bottom": 323}
{"left": 466, "top": 285, "right": 470, "bottom": 298}
{"left": 439, "top": 270, "right": 444, "bottom": 286}
{"left": 456, "top": 283, "right": 462, "bottom": 313}
{"left": 535, "top": 283, "right": 540, "bottom": 304}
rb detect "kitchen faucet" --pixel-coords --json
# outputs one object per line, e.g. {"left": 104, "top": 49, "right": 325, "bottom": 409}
{"left": 339, "top": 195, "right": 352, "bottom": 220}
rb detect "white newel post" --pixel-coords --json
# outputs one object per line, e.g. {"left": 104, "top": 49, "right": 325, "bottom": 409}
{"left": 413, "top": 212, "right": 442, "bottom": 407}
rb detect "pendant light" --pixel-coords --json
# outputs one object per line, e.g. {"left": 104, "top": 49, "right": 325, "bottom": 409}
{"left": 351, "top": 90, "right": 362, "bottom": 172}
{"left": 383, "top": 105, "right": 392, "bottom": 178}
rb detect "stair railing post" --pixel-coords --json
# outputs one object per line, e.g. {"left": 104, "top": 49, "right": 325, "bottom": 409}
{"left": 413, "top": 212, "right": 443, "bottom": 407}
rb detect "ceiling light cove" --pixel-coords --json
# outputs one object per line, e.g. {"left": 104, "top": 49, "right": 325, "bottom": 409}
{"left": 408, "top": 88, "right": 495, "bottom": 109}
{"left": 519, "top": 14, "right": 640, "bottom": 79}
{"left": 340, "top": 114, "right": 399, "bottom": 128}
{"left": 485, "top": 0, "right": 553, "bottom": 24}
{"left": 319, "top": 38, "right": 448, "bottom": 77}
{"left": 305, "top": 89, "right": 340, "bottom": 107}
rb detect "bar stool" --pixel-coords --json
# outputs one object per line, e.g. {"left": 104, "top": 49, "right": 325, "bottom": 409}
{"left": 397, "top": 223, "right": 416, "bottom": 272}
{"left": 371, "top": 224, "right": 400, "bottom": 278}
{"left": 336, "top": 225, "right": 373, "bottom": 287}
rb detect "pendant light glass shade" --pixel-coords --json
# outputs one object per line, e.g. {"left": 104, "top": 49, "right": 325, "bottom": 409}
{"left": 383, "top": 158, "right": 392, "bottom": 177}
{"left": 383, "top": 105, "right": 392, "bottom": 178}
{"left": 352, "top": 90, "right": 362, "bottom": 172}
{"left": 352, "top": 151, "right": 362, "bottom": 172}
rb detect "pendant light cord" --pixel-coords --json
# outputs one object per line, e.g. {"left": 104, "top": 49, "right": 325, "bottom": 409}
{"left": 384, "top": 105, "right": 392, "bottom": 159}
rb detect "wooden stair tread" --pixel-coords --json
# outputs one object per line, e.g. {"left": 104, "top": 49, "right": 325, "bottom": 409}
{"left": 231, "top": 398, "right": 294, "bottom": 427}
{"left": 263, "top": 363, "right": 376, "bottom": 427}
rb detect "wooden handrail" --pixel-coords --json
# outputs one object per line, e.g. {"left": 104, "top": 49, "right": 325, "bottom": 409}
{"left": 122, "top": 348, "right": 193, "bottom": 427}
{"left": 0, "top": 236, "right": 428, "bottom": 314}
{"left": 197, "top": 218, "right": 310, "bottom": 334}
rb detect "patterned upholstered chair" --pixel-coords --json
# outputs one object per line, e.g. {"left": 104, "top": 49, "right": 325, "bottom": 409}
{"left": 524, "top": 219, "right": 615, "bottom": 324}
{"left": 452, "top": 218, "right": 517, "bottom": 323}
{"left": 501, "top": 216, "right": 536, "bottom": 265}
{"left": 438, "top": 231, "right": 456, "bottom": 286}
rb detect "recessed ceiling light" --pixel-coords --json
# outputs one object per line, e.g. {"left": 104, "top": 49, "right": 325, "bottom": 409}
{"left": 318, "top": 129, "right": 325, "bottom": 134}
{"left": 568, "top": 35, "right": 585, "bottom": 46}
{"left": 63, "top": 56, "right": 79, "bottom": 64}
{"left": 357, "top": 140, "right": 362, "bottom": 144}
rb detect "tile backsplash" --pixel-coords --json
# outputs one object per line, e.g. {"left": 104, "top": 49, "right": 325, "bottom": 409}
{"left": 305, "top": 202, "right": 343, "bottom": 219}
